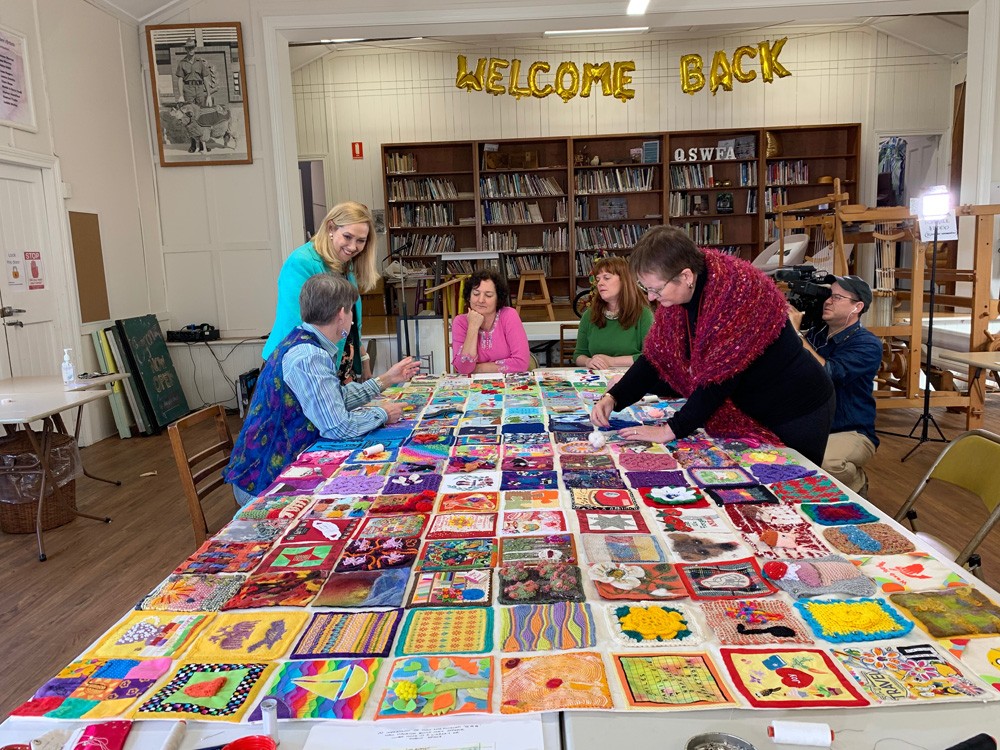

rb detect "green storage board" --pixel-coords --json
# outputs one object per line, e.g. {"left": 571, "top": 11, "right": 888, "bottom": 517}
{"left": 115, "top": 315, "right": 189, "bottom": 429}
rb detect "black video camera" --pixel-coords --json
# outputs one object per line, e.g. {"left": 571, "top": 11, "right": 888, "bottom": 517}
{"left": 773, "top": 265, "right": 835, "bottom": 331}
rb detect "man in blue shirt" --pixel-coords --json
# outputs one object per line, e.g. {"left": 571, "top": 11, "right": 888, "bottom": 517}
{"left": 789, "top": 275, "right": 882, "bottom": 495}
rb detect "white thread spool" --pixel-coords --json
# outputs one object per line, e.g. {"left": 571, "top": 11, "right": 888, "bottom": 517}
{"left": 361, "top": 443, "right": 385, "bottom": 457}
{"left": 768, "top": 721, "right": 834, "bottom": 747}
{"left": 588, "top": 430, "right": 606, "bottom": 449}
{"left": 260, "top": 697, "right": 280, "bottom": 745}
{"left": 159, "top": 721, "right": 187, "bottom": 750}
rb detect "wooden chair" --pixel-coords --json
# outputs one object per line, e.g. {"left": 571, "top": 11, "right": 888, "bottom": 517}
{"left": 559, "top": 323, "right": 579, "bottom": 366}
{"left": 168, "top": 405, "right": 237, "bottom": 546}
{"left": 514, "top": 269, "right": 555, "bottom": 321}
{"left": 424, "top": 274, "right": 468, "bottom": 373}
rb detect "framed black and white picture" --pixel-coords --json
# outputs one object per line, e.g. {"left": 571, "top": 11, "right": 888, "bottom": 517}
{"left": 145, "top": 22, "right": 252, "bottom": 166}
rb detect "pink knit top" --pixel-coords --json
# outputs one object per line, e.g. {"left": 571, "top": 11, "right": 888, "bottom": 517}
{"left": 451, "top": 306, "right": 530, "bottom": 374}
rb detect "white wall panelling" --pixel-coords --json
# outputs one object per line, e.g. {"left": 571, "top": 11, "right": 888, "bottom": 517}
{"left": 167, "top": 339, "right": 264, "bottom": 412}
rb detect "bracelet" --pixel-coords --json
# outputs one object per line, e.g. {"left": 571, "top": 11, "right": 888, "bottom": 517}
{"left": 360, "top": 353, "right": 370, "bottom": 362}
{"left": 373, "top": 376, "right": 386, "bottom": 392}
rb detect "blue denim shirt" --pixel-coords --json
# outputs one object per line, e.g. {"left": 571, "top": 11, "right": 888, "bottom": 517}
{"left": 806, "top": 320, "right": 882, "bottom": 446}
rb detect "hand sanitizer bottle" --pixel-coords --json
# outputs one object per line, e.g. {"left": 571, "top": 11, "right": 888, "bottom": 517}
{"left": 61, "top": 348, "right": 76, "bottom": 385}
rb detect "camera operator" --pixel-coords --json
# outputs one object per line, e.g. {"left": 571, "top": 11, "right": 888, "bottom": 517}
{"left": 787, "top": 275, "right": 882, "bottom": 496}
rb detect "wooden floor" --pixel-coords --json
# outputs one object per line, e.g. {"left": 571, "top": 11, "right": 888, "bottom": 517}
{"left": 3, "top": 401, "right": 1000, "bottom": 720}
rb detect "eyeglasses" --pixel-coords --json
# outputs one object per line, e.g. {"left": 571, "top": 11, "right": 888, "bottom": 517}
{"left": 636, "top": 280, "right": 668, "bottom": 298}
{"left": 828, "top": 293, "right": 860, "bottom": 303}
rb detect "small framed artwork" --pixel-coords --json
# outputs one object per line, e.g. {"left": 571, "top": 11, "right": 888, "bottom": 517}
{"left": 691, "top": 195, "right": 709, "bottom": 215}
{"left": 145, "top": 22, "right": 252, "bottom": 166}
{"left": 0, "top": 23, "right": 37, "bottom": 132}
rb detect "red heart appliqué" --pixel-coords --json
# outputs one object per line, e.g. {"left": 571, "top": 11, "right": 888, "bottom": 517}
{"left": 775, "top": 667, "right": 813, "bottom": 688}
{"left": 183, "top": 676, "right": 227, "bottom": 697}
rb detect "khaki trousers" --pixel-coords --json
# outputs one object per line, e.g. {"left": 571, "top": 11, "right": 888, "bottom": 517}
{"left": 822, "top": 431, "right": 876, "bottom": 494}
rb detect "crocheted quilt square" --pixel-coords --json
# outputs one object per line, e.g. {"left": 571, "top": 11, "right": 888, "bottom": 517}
{"left": 677, "top": 558, "right": 776, "bottom": 599}
{"left": 503, "top": 489, "right": 561, "bottom": 510}
{"left": 748, "top": 463, "right": 815, "bottom": 484}
{"left": 134, "top": 661, "right": 274, "bottom": 720}
{"left": 502, "top": 422, "right": 546, "bottom": 434}
{"left": 439, "top": 472, "right": 502, "bottom": 494}
{"left": 613, "top": 652, "right": 735, "bottom": 709}
{"left": 306, "top": 496, "right": 372, "bottom": 519}
{"left": 406, "top": 431, "right": 456, "bottom": 447}
{"left": 426, "top": 512, "right": 498, "bottom": 539}
{"left": 830, "top": 643, "right": 995, "bottom": 705}
{"left": 560, "top": 453, "right": 616, "bottom": 470}
{"left": 335, "top": 537, "right": 420, "bottom": 572}
{"left": 501, "top": 454, "right": 555, "bottom": 471}
{"left": 505, "top": 431, "right": 549, "bottom": 444}
{"left": 236, "top": 494, "right": 312, "bottom": 521}
{"left": 587, "top": 562, "right": 687, "bottom": 601}
{"left": 501, "top": 534, "right": 578, "bottom": 565}
{"left": 221, "top": 571, "right": 325, "bottom": 609}
{"left": 557, "top": 440, "right": 610, "bottom": 456}
{"left": 214, "top": 519, "right": 288, "bottom": 544}
{"left": 606, "top": 601, "right": 703, "bottom": 648}
{"left": 720, "top": 648, "right": 869, "bottom": 708}
{"left": 795, "top": 598, "right": 914, "bottom": 642}
{"left": 348, "top": 446, "right": 399, "bottom": 463}
{"left": 733, "top": 447, "right": 798, "bottom": 467}
{"left": 439, "top": 491, "right": 500, "bottom": 512}
{"left": 562, "top": 469, "right": 627, "bottom": 489}
{"left": 654, "top": 508, "right": 728, "bottom": 534}
{"left": 498, "top": 602, "right": 597, "bottom": 651}
{"left": 823, "top": 523, "right": 916, "bottom": 556}
{"left": 707, "top": 484, "right": 780, "bottom": 506}
{"left": 406, "top": 570, "right": 493, "bottom": 607}
{"left": 617, "top": 453, "right": 679, "bottom": 471}
{"left": 637, "top": 485, "right": 711, "bottom": 509}
{"left": 89, "top": 612, "right": 211, "bottom": 660}
{"left": 501, "top": 510, "right": 567, "bottom": 535}
{"left": 292, "top": 610, "right": 402, "bottom": 658}
{"left": 688, "top": 466, "right": 757, "bottom": 488}
{"left": 672, "top": 442, "right": 739, "bottom": 468}
{"left": 185, "top": 611, "right": 309, "bottom": 660}
{"left": 262, "top": 476, "right": 323, "bottom": 496}
{"left": 446, "top": 454, "right": 499, "bottom": 474}
{"left": 396, "top": 608, "right": 493, "bottom": 656}
{"left": 500, "top": 470, "right": 559, "bottom": 491}
{"left": 321, "top": 474, "right": 388, "bottom": 495}
{"left": 313, "top": 569, "right": 410, "bottom": 608}
{"left": 582, "top": 533, "right": 667, "bottom": 564}
{"left": 855, "top": 552, "right": 967, "bottom": 594}
{"left": 357, "top": 514, "right": 428, "bottom": 539}
{"left": 889, "top": 587, "right": 1000, "bottom": 638}
{"left": 248, "top": 657, "right": 381, "bottom": 720}
{"left": 577, "top": 510, "right": 649, "bottom": 534}
{"left": 499, "top": 653, "right": 613, "bottom": 713}
{"left": 398, "top": 444, "right": 452, "bottom": 463}
{"left": 174, "top": 540, "right": 270, "bottom": 575}
{"left": 625, "top": 470, "right": 687, "bottom": 488}
{"left": 280, "top": 518, "right": 358, "bottom": 546}
{"left": 389, "top": 459, "right": 445, "bottom": 476}
{"left": 333, "top": 462, "right": 392, "bottom": 478}
{"left": 367, "top": 493, "right": 436, "bottom": 515}
{"left": 663, "top": 532, "right": 748, "bottom": 564}
{"left": 570, "top": 488, "right": 639, "bottom": 510}
{"left": 138, "top": 574, "right": 246, "bottom": 612}
{"left": 800, "top": 501, "right": 879, "bottom": 526}
{"left": 723, "top": 504, "right": 832, "bottom": 560}
{"left": 770, "top": 474, "right": 849, "bottom": 504}
{"left": 701, "top": 599, "right": 814, "bottom": 646}
{"left": 377, "top": 656, "right": 492, "bottom": 719}
{"left": 383, "top": 472, "right": 442, "bottom": 495}
{"left": 498, "top": 562, "right": 585, "bottom": 604}
{"left": 257, "top": 543, "right": 343, "bottom": 572}
{"left": 417, "top": 538, "right": 497, "bottom": 571}
{"left": 761, "top": 555, "right": 877, "bottom": 598}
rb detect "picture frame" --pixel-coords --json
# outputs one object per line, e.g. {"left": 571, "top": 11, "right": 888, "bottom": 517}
{"left": 0, "top": 23, "right": 38, "bottom": 132}
{"left": 145, "top": 22, "right": 252, "bottom": 167}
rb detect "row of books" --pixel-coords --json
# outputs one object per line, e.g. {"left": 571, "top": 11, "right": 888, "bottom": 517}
{"left": 388, "top": 203, "right": 458, "bottom": 228}
{"left": 675, "top": 220, "right": 724, "bottom": 245}
{"left": 439, "top": 257, "right": 502, "bottom": 274}
{"left": 390, "top": 234, "right": 456, "bottom": 255}
{"left": 479, "top": 173, "right": 563, "bottom": 198}
{"left": 481, "top": 201, "right": 547, "bottom": 225}
{"left": 385, "top": 152, "right": 417, "bottom": 174}
{"left": 480, "top": 228, "right": 568, "bottom": 253}
{"left": 503, "top": 253, "right": 553, "bottom": 278}
{"left": 763, "top": 187, "right": 790, "bottom": 212}
{"left": 766, "top": 160, "right": 811, "bottom": 185}
{"left": 387, "top": 177, "right": 460, "bottom": 201}
{"left": 575, "top": 167, "right": 655, "bottom": 194}
{"left": 575, "top": 223, "right": 652, "bottom": 252}
{"left": 670, "top": 164, "right": 758, "bottom": 189}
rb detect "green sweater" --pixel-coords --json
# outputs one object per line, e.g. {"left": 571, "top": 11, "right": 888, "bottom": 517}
{"left": 573, "top": 306, "right": 654, "bottom": 361}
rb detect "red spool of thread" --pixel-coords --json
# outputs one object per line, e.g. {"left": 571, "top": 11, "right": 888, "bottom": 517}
{"left": 223, "top": 737, "right": 277, "bottom": 750}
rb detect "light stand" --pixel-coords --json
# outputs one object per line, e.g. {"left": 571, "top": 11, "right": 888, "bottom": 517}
{"left": 381, "top": 245, "right": 413, "bottom": 359}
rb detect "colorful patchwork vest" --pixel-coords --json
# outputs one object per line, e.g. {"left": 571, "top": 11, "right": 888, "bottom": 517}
{"left": 224, "top": 327, "right": 320, "bottom": 494}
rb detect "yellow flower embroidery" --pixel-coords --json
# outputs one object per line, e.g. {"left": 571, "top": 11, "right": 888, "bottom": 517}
{"left": 620, "top": 606, "right": 686, "bottom": 640}
{"left": 392, "top": 680, "right": 418, "bottom": 702}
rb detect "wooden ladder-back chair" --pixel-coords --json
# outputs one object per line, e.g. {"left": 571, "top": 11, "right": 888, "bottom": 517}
{"left": 168, "top": 405, "right": 237, "bottom": 546}
{"left": 893, "top": 429, "right": 1000, "bottom": 579}
{"left": 425, "top": 274, "right": 468, "bottom": 373}
{"left": 559, "top": 323, "right": 579, "bottom": 366}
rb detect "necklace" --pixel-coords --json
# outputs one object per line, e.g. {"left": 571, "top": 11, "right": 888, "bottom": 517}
{"left": 604, "top": 309, "right": 620, "bottom": 320}
{"left": 478, "top": 313, "right": 499, "bottom": 349}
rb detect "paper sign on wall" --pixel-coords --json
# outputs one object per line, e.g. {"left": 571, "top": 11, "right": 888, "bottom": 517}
{"left": 23, "top": 250, "right": 44, "bottom": 290}
{"left": 351, "top": 142, "right": 364, "bottom": 159}
{"left": 6, "top": 251, "right": 24, "bottom": 289}
{"left": 0, "top": 24, "right": 37, "bottom": 132}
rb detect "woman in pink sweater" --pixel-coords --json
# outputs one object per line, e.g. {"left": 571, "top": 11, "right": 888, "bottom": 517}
{"left": 451, "top": 269, "right": 530, "bottom": 374}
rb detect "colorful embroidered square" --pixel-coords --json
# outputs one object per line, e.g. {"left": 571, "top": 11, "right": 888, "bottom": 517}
{"left": 500, "top": 652, "right": 613, "bottom": 713}
{"left": 830, "top": 643, "right": 993, "bottom": 704}
{"left": 349, "top": 445, "right": 398, "bottom": 463}
{"left": 562, "top": 469, "right": 627, "bottom": 489}
{"left": 367, "top": 493, "right": 436, "bottom": 514}
{"left": 664, "top": 533, "right": 747, "bottom": 563}
{"left": 607, "top": 601, "right": 702, "bottom": 647}
{"left": 613, "top": 652, "right": 735, "bottom": 709}
{"left": 439, "top": 472, "right": 501, "bottom": 494}
{"left": 638, "top": 485, "right": 710, "bottom": 508}
{"left": 292, "top": 610, "right": 402, "bottom": 658}
{"left": 823, "top": 523, "right": 915, "bottom": 555}
{"left": 377, "top": 656, "right": 493, "bottom": 719}
{"left": 248, "top": 657, "right": 381, "bottom": 719}
{"left": 306, "top": 497, "right": 371, "bottom": 518}
{"left": 617, "top": 453, "right": 679, "bottom": 471}
{"left": 425, "top": 512, "right": 498, "bottom": 539}
{"left": 407, "top": 570, "right": 492, "bottom": 607}
{"left": 723, "top": 504, "right": 831, "bottom": 560}
{"left": 237, "top": 494, "right": 312, "bottom": 521}
{"left": 222, "top": 571, "right": 325, "bottom": 609}
{"left": 501, "top": 534, "right": 577, "bottom": 564}
{"left": 439, "top": 492, "right": 500, "bottom": 512}
{"left": 800, "top": 501, "right": 879, "bottom": 525}
{"left": 281, "top": 517, "right": 358, "bottom": 545}
{"left": 770, "top": 474, "right": 849, "bottom": 504}
{"left": 357, "top": 514, "right": 427, "bottom": 539}
{"left": 383, "top": 473, "right": 442, "bottom": 494}
{"left": 701, "top": 599, "right": 813, "bottom": 645}
{"left": 335, "top": 462, "right": 392, "bottom": 478}
{"left": 335, "top": 537, "right": 419, "bottom": 572}
{"left": 321, "top": 475, "right": 387, "bottom": 495}
{"left": 418, "top": 538, "right": 497, "bottom": 570}
{"left": 795, "top": 598, "right": 913, "bottom": 642}
{"left": 889, "top": 587, "right": 1000, "bottom": 638}
{"left": 577, "top": 510, "right": 649, "bottom": 534}
{"left": 673, "top": 443, "right": 738, "bottom": 468}
{"left": 560, "top": 454, "right": 615, "bottom": 470}
{"left": 688, "top": 466, "right": 757, "bottom": 488}
{"left": 139, "top": 574, "right": 245, "bottom": 612}
{"left": 500, "top": 470, "right": 558, "bottom": 490}
{"left": 89, "top": 612, "right": 211, "bottom": 659}
{"left": 749, "top": 463, "right": 815, "bottom": 484}
{"left": 582, "top": 533, "right": 666, "bottom": 564}
{"left": 571, "top": 488, "right": 639, "bottom": 510}
{"left": 498, "top": 562, "right": 585, "bottom": 604}
{"left": 657, "top": 507, "right": 729, "bottom": 534}
{"left": 214, "top": 519, "right": 288, "bottom": 543}
{"left": 625, "top": 470, "right": 686, "bottom": 488}
{"left": 558, "top": 440, "right": 609, "bottom": 456}
{"left": 588, "top": 562, "right": 686, "bottom": 601}
{"left": 174, "top": 541, "right": 270, "bottom": 575}
{"left": 762, "top": 555, "right": 876, "bottom": 598}
{"left": 855, "top": 552, "right": 966, "bottom": 593}
{"left": 257, "top": 543, "right": 342, "bottom": 572}
{"left": 678, "top": 558, "right": 775, "bottom": 599}
{"left": 720, "top": 648, "right": 868, "bottom": 708}
{"left": 504, "top": 489, "right": 561, "bottom": 510}
{"left": 708, "top": 484, "right": 780, "bottom": 506}
{"left": 185, "top": 612, "right": 308, "bottom": 660}
{"left": 501, "top": 510, "right": 566, "bottom": 535}
{"left": 313, "top": 569, "right": 409, "bottom": 608}
{"left": 396, "top": 608, "right": 493, "bottom": 655}
{"left": 134, "top": 661, "right": 273, "bottom": 720}
{"left": 499, "top": 602, "right": 596, "bottom": 651}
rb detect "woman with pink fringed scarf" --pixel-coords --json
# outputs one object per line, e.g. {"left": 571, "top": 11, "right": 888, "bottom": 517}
{"left": 591, "top": 226, "right": 835, "bottom": 465}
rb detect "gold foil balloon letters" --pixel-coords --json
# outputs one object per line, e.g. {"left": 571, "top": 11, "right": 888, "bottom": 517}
{"left": 455, "top": 56, "right": 636, "bottom": 102}
{"left": 679, "top": 38, "right": 791, "bottom": 95}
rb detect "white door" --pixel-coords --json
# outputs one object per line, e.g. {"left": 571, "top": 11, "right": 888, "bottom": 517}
{"left": 0, "top": 162, "right": 64, "bottom": 379}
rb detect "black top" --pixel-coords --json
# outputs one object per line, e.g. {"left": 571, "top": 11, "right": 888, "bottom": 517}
{"left": 608, "top": 273, "right": 834, "bottom": 440}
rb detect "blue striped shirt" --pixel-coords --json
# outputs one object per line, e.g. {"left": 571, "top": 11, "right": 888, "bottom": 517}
{"left": 282, "top": 324, "right": 387, "bottom": 440}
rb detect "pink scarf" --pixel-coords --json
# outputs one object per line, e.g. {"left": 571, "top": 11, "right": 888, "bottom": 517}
{"left": 643, "top": 250, "right": 788, "bottom": 442}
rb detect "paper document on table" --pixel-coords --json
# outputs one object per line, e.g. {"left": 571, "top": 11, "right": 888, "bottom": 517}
{"left": 302, "top": 717, "right": 545, "bottom": 750}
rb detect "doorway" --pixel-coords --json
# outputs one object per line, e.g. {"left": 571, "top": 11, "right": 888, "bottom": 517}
{"left": 298, "top": 159, "right": 328, "bottom": 243}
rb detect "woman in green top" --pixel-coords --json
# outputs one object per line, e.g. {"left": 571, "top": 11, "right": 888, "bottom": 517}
{"left": 574, "top": 255, "right": 653, "bottom": 369}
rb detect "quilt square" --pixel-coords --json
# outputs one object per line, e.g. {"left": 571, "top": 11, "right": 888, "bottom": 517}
{"left": 557, "top": 440, "right": 609, "bottom": 456}
{"left": 889, "top": 587, "right": 1000, "bottom": 638}
{"left": 500, "top": 470, "right": 558, "bottom": 491}
{"left": 677, "top": 558, "right": 775, "bottom": 599}
{"left": 417, "top": 538, "right": 497, "bottom": 571}
{"left": 606, "top": 601, "right": 703, "bottom": 647}
{"left": 389, "top": 459, "right": 445, "bottom": 476}
{"left": 577, "top": 510, "right": 649, "bottom": 534}
{"left": 186, "top": 611, "right": 309, "bottom": 660}
{"left": 625, "top": 470, "right": 686, "bottom": 488}
{"left": 795, "top": 598, "right": 913, "bottom": 642}
{"left": 855, "top": 552, "right": 967, "bottom": 594}
{"left": 500, "top": 653, "right": 613, "bottom": 713}
{"left": 445, "top": 454, "right": 499, "bottom": 474}
{"left": 426, "top": 512, "right": 498, "bottom": 539}
{"left": 939, "top": 636, "right": 1000, "bottom": 692}
{"left": 707, "top": 484, "right": 780, "bottom": 506}
{"left": 700, "top": 599, "right": 814, "bottom": 645}
{"left": 139, "top": 574, "right": 246, "bottom": 612}
{"left": 582, "top": 534, "right": 666, "bottom": 564}
{"left": 368, "top": 493, "right": 436, "bottom": 514}
{"left": 501, "top": 455, "right": 554, "bottom": 471}
{"left": 321, "top": 475, "right": 387, "bottom": 495}
{"left": 722, "top": 504, "right": 831, "bottom": 560}
{"left": 823, "top": 523, "right": 916, "bottom": 556}
{"left": 333, "top": 462, "right": 392, "bottom": 478}
{"left": 653, "top": 508, "right": 726, "bottom": 534}
{"left": 214, "top": 519, "right": 288, "bottom": 544}
{"left": 503, "top": 489, "right": 561, "bottom": 510}
{"left": 800, "top": 501, "right": 879, "bottom": 526}
{"left": 588, "top": 562, "right": 686, "bottom": 601}
{"left": 280, "top": 518, "right": 358, "bottom": 545}
{"left": 720, "top": 648, "right": 868, "bottom": 708}
{"left": 571, "top": 488, "right": 639, "bottom": 510}
{"left": 562, "top": 469, "right": 627, "bottom": 489}
{"left": 499, "top": 602, "right": 597, "bottom": 651}
{"left": 313, "top": 569, "right": 410, "bottom": 608}
{"left": 292, "top": 610, "right": 403, "bottom": 658}
{"left": 236, "top": 494, "right": 312, "bottom": 521}
{"left": 617, "top": 453, "right": 679, "bottom": 471}
{"left": 559, "top": 454, "right": 616, "bottom": 470}
{"left": 663, "top": 533, "right": 748, "bottom": 563}
{"left": 614, "top": 653, "right": 735, "bottom": 709}
{"left": 248, "top": 657, "right": 381, "bottom": 719}
{"left": 222, "top": 571, "right": 325, "bottom": 609}
{"left": 672, "top": 441, "right": 738, "bottom": 468}
{"left": 257, "top": 543, "right": 342, "bottom": 572}
{"left": 749, "top": 462, "right": 815, "bottom": 484}
{"left": 637, "top": 485, "right": 710, "bottom": 509}
{"left": 438, "top": 492, "right": 500, "bottom": 512}
{"left": 501, "top": 510, "right": 567, "bottom": 535}
{"left": 501, "top": 534, "right": 577, "bottom": 564}
{"left": 439, "top": 472, "right": 502, "bottom": 494}
{"left": 377, "top": 656, "right": 493, "bottom": 719}
{"left": 89, "top": 612, "right": 211, "bottom": 659}
{"left": 335, "top": 537, "right": 419, "bottom": 572}
{"left": 357, "top": 514, "right": 428, "bottom": 539}
{"left": 770, "top": 474, "right": 849, "bottom": 504}
{"left": 135, "top": 662, "right": 274, "bottom": 720}
{"left": 174, "top": 540, "right": 270, "bottom": 575}
{"left": 348, "top": 446, "right": 399, "bottom": 463}
{"left": 396, "top": 608, "right": 493, "bottom": 655}
{"left": 307, "top": 497, "right": 372, "bottom": 519}
{"left": 498, "top": 562, "right": 585, "bottom": 604}
{"left": 762, "top": 555, "right": 877, "bottom": 598}
{"left": 406, "top": 570, "right": 492, "bottom": 607}
{"left": 383, "top": 473, "right": 442, "bottom": 495}
{"left": 687, "top": 466, "right": 756, "bottom": 488}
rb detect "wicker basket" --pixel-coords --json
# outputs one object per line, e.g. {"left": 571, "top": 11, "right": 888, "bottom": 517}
{"left": 0, "top": 479, "right": 77, "bottom": 534}
{"left": 0, "top": 431, "right": 81, "bottom": 535}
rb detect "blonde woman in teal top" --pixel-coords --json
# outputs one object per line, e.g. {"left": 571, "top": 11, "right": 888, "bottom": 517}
{"left": 574, "top": 255, "right": 653, "bottom": 369}
{"left": 263, "top": 201, "right": 380, "bottom": 380}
